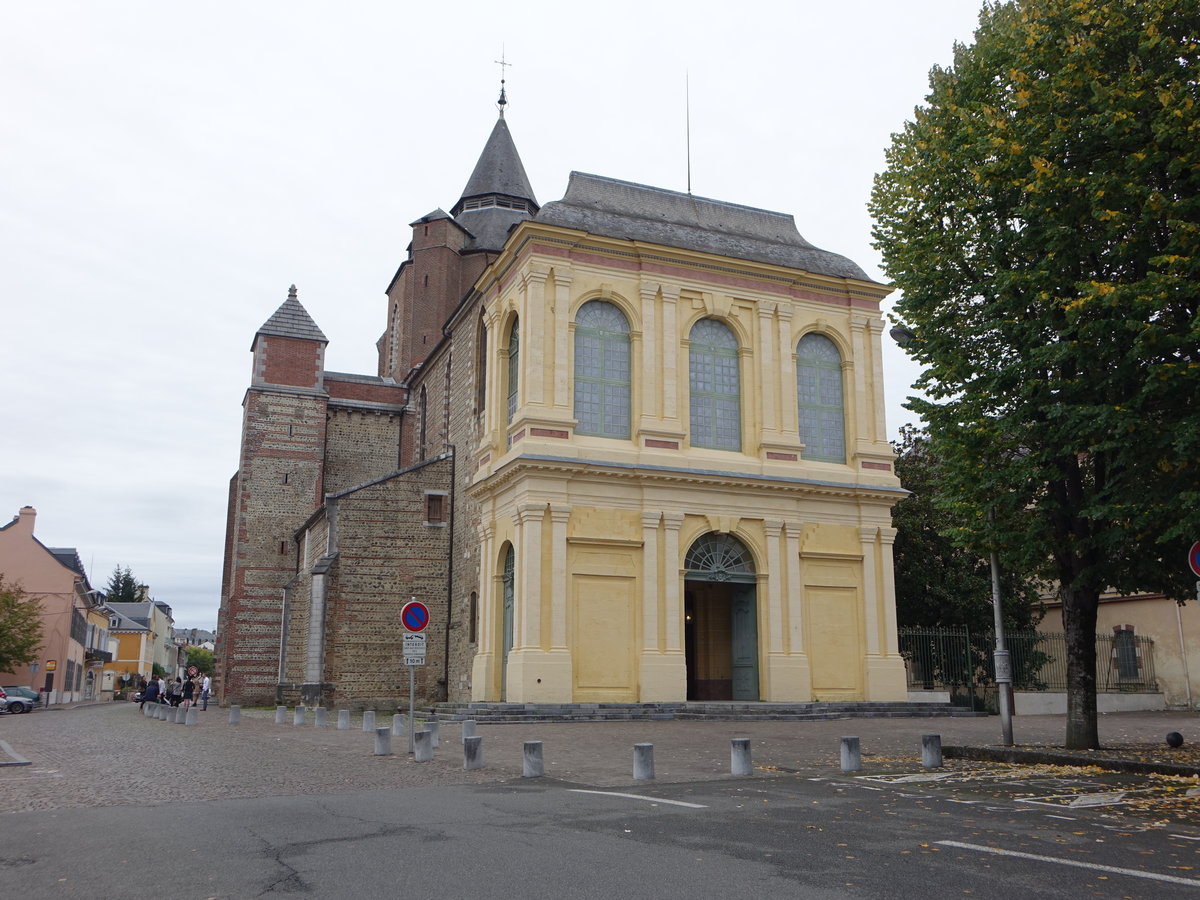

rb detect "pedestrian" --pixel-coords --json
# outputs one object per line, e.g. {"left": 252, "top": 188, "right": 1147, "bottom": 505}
{"left": 169, "top": 677, "right": 183, "bottom": 707}
{"left": 140, "top": 677, "right": 159, "bottom": 708}
{"left": 157, "top": 674, "right": 167, "bottom": 703}
{"left": 181, "top": 677, "right": 195, "bottom": 709}
{"left": 200, "top": 673, "right": 211, "bottom": 710}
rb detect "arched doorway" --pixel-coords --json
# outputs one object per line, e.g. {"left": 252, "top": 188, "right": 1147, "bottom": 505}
{"left": 683, "top": 533, "right": 759, "bottom": 701}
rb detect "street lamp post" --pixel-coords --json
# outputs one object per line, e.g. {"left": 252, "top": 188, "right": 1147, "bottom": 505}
{"left": 988, "top": 512, "right": 1015, "bottom": 747}
{"left": 890, "top": 321, "right": 1014, "bottom": 746}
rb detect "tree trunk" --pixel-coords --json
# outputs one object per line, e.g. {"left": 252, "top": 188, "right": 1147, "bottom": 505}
{"left": 1061, "top": 587, "right": 1100, "bottom": 750}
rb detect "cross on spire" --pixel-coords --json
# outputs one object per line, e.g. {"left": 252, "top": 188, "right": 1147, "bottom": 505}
{"left": 495, "top": 48, "right": 511, "bottom": 116}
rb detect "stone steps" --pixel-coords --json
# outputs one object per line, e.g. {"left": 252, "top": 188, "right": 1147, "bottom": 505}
{"left": 420, "top": 701, "right": 985, "bottom": 724}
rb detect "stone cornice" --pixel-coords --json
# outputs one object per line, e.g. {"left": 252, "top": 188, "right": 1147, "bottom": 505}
{"left": 469, "top": 453, "right": 906, "bottom": 504}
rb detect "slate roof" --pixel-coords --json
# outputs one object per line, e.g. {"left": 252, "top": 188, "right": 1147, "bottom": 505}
{"left": 454, "top": 117, "right": 538, "bottom": 212}
{"left": 255, "top": 286, "right": 328, "bottom": 345}
{"left": 535, "top": 172, "right": 874, "bottom": 282}
{"left": 451, "top": 116, "right": 539, "bottom": 252}
{"left": 46, "top": 547, "right": 86, "bottom": 579}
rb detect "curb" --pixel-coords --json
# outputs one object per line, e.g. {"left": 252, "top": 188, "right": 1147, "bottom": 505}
{"left": 944, "top": 744, "right": 1200, "bottom": 778}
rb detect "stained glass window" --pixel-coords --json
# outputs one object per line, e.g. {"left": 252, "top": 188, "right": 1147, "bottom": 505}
{"left": 689, "top": 319, "right": 741, "bottom": 451}
{"left": 797, "top": 333, "right": 845, "bottom": 463}
{"left": 506, "top": 317, "right": 519, "bottom": 425}
{"left": 574, "top": 300, "right": 631, "bottom": 438}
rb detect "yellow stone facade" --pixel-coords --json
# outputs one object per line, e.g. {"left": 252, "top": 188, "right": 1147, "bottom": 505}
{"left": 469, "top": 216, "right": 908, "bottom": 704}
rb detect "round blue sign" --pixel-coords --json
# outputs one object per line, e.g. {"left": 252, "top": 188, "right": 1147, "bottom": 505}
{"left": 1189, "top": 542, "right": 1200, "bottom": 579}
{"left": 401, "top": 600, "right": 430, "bottom": 633}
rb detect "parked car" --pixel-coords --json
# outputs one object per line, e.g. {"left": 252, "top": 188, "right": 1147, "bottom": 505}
{"left": 2, "top": 686, "right": 42, "bottom": 714}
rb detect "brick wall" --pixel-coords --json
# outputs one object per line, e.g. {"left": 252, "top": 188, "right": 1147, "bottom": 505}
{"left": 217, "top": 376, "right": 328, "bottom": 706}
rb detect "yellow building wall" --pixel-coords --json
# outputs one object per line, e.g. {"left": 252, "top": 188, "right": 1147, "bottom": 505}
{"left": 469, "top": 224, "right": 907, "bottom": 704}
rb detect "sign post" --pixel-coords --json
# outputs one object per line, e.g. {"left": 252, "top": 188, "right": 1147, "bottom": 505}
{"left": 400, "top": 598, "right": 430, "bottom": 753}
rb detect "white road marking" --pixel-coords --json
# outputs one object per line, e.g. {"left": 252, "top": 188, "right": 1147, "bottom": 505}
{"left": 936, "top": 840, "right": 1200, "bottom": 887}
{"left": 1171, "top": 834, "right": 1200, "bottom": 842}
{"left": 568, "top": 789, "right": 707, "bottom": 809}
{"left": 1045, "top": 815, "right": 1077, "bottom": 821}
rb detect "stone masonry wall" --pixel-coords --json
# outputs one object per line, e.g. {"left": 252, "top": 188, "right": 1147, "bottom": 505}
{"left": 320, "top": 457, "right": 453, "bottom": 708}
{"left": 411, "top": 294, "right": 485, "bottom": 703}
{"left": 218, "top": 386, "right": 327, "bottom": 706}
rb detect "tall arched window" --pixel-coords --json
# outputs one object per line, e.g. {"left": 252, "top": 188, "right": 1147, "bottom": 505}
{"left": 475, "top": 315, "right": 488, "bottom": 414}
{"left": 689, "top": 318, "right": 741, "bottom": 450}
{"left": 418, "top": 385, "right": 428, "bottom": 461}
{"left": 574, "top": 300, "right": 631, "bottom": 438}
{"left": 796, "top": 333, "right": 845, "bottom": 462}
{"left": 506, "top": 317, "right": 519, "bottom": 425}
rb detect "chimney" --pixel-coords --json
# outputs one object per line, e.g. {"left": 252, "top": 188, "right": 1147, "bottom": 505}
{"left": 12, "top": 506, "right": 36, "bottom": 536}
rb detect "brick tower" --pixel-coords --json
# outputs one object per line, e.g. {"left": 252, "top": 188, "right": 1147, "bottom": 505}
{"left": 217, "top": 287, "right": 332, "bottom": 705}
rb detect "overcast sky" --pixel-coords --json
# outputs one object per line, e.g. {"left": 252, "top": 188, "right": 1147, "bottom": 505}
{"left": 1, "top": 1, "right": 984, "bottom": 629}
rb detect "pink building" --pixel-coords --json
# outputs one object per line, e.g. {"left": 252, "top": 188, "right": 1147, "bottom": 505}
{"left": 0, "top": 506, "right": 108, "bottom": 702}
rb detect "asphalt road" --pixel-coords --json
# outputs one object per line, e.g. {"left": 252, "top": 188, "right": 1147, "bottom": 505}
{"left": 4, "top": 703, "right": 1200, "bottom": 898}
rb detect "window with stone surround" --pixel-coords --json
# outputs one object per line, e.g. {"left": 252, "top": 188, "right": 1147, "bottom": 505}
{"left": 424, "top": 492, "right": 447, "bottom": 526}
{"left": 688, "top": 318, "right": 741, "bottom": 451}
{"left": 573, "top": 300, "right": 631, "bottom": 438}
{"left": 796, "top": 332, "right": 846, "bottom": 463}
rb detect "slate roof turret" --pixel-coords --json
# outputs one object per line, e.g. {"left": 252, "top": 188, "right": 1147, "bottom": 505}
{"left": 253, "top": 285, "right": 328, "bottom": 348}
{"left": 451, "top": 115, "right": 538, "bottom": 252}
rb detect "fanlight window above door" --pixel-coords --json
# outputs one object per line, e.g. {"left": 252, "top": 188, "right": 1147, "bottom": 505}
{"left": 684, "top": 533, "right": 756, "bottom": 583}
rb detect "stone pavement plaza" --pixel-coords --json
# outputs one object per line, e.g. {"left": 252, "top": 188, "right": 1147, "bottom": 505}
{"left": 3, "top": 703, "right": 1199, "bottom": 815}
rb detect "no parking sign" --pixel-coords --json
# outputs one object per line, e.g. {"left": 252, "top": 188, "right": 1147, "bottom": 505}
{"left": 401, "top": 599, "right": 430, "bottom": 633}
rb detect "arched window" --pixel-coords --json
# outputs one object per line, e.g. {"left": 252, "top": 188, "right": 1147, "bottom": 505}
{"left": 418, "top": 385, "right": 428, "bottom": 461}
{"left": 506, "top": 317, "right": 519, "bottom": 425}
{"left": 796, "top": 333, "right": 845, "bottom": 463}
{"left": 574, "top": 300, "right": 631, "bottom": 438}
{"left": 684, "top": 533, "right": 756, "bottom": 582}
{"left": 689, "top": 319, "right": 741, "bottom": 450}
{"left": 475, "top": 315, "right": 488, "bottom": 414}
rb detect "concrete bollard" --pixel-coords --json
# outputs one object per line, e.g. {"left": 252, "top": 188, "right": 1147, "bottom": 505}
{"left": 275, "top": 706, "right": 287, "bottom": 725}
{"left": 523, "top": 741, "right": 545, "bottom": 778}
{"left": 167, "top": 706, "right": 178, "bottom": 723}
{"left": 293, "top": 706, "right": 306, "bottom": 727}
{"left": 362, "top": 710, "right": 376, "bottom": 733}
{"left": 143, "top": 702, "right": 153, "bottom": 717}
{"left": 414, "top": 729, "right": 433, "bottom": 762}
{"left": 314, "top": 707, "right": 327, "bottom": 728}
{"left": 337, "top": 709, "right": 350, "bottom": 730}
{"left": 921, "top": 733, "right": 943, "bottom": 769}
{"left": 392, "top": 713, "right": 406, "bottom": 738}
{"left": 840, "top": 736, "right": 862, "bottom": 773}
{"left": 731, "top": 737, "right": 752, "bottom": 776}
{"left": 461, "top": 719, "right": 477, "bottom": 742}
{"left": 151, "top": 704, "right": 161, "bottom": 720}
{"left": 177, "top": 706, "right": 189, "bottom": 724}
{"left": 463, "top": 735, "right": 483, "bottom": 770}
{"left": 229, "top": 705, "right": 241, "bottom": 725}
{"left": 428, "top": 719, "right": 440, "bottom": 749}
{"left": 633, "top": 743, "right": 655, "bottom": 781}
{"left": 374, "top": 727, "right": 393, "bottom": 756}
{"left": 186, "top": 706, "right": 199, "bottom": 726}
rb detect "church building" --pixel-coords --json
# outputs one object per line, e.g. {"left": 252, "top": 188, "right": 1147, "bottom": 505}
{"left": 216, "top": 93, "right": 908, "bottom": 709}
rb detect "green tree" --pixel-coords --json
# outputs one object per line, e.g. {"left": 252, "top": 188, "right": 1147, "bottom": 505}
{"left": 0, "top": 577, "right": 44, "bottom": 673}
{"left": 871, "top": 0, "right": 1200, "bottom": 748}
{"left": 185, "top": 646, "right": 214, "bottom": 674}
{"left": 892, "top": 425, "right": 1042, "bottom": 633}
{"left": 104, "top": 565, "right": 140, "bottom": 603}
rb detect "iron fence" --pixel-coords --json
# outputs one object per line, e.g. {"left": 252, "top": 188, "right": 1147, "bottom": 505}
{"left": 899, "top": 626, "right": 1158, "bottom": 709}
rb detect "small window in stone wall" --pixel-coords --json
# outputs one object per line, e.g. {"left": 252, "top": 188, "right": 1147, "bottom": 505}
{"left": 425, "top": 492, "right": 448, "bottom": 526}
{"left": 469, "top": 591, "right": 478, "bottom": 644}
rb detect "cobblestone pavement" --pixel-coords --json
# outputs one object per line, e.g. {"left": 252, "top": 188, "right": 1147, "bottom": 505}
{"left": 3, "top": 703, "right": 1200, "bottom": 817}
